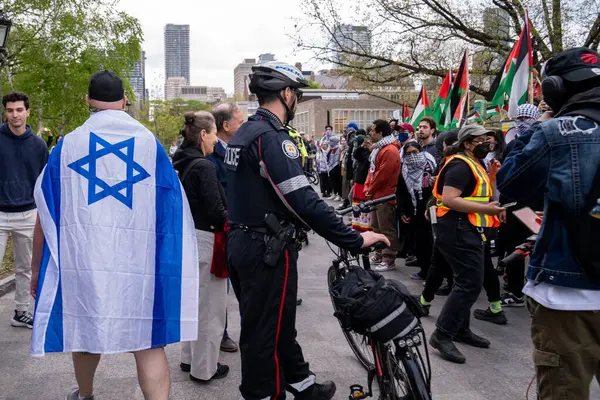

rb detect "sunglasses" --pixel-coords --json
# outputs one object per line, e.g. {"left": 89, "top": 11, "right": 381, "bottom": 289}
{"left": 292, "top": 88, "right": 303, "bottom": 101}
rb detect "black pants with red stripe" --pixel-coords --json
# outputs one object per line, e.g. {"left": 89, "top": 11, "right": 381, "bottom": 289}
{"left": 228, "top": 228, "right": 312, "bottom": 399}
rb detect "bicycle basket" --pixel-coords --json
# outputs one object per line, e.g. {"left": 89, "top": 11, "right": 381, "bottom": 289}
{"left": 329, "top": 267, "right": 420, "bottom": 343}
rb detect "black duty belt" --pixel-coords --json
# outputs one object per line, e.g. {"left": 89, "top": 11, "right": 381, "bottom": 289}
{"left": 229, "top": 221, "right": 297, "bottom": 235}
{"left": 229, "top": 223, "right": 269, "bottom": 234}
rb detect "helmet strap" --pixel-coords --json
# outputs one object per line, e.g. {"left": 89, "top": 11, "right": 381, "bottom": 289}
{"left": 277, "top": 91, "right": 295, "bottom": 125}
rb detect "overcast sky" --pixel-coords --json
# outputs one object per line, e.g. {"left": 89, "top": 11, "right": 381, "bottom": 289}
{"left": 117, "top": 0, "right": 319, "bottom": 97}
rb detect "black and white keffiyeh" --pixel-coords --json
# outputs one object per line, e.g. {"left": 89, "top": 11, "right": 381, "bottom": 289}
{"left": 369, "top": 135, "right": 397, "bottom": 172}
{"left": 402, "top": 151, "right": 437, "bottom": 213}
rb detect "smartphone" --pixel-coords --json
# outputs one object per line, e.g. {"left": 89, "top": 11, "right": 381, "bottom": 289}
{"left": 500, "top": 202, "right": 518, "bottom": 208}
{"left": 513, "top": 207, "right": 542, "bottom": 234}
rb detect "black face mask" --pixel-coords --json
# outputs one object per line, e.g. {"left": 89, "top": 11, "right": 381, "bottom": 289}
{"left": 472, "top": 143, "right": 492, "bottom": 159}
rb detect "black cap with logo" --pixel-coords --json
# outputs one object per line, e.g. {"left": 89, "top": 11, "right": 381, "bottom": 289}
{"left": 544, "top": 47, "right": 600, "bottom": 82}
{"left": 88, "top": 70, "right": 124, "bottom": 102}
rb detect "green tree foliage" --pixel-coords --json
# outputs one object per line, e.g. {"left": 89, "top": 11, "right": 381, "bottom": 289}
{"left": 1, "top": 0, "right": 143, "bottom": 134}
{"left": 137, "top": 99, "right": 213, "bottom": 148}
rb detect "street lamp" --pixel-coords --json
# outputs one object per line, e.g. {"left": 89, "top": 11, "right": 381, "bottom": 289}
{"left": 0, "top": 10, "right": 12, "bottom": 48}
{"left": 0, "top": 10, "right": 12, "bottom": 119}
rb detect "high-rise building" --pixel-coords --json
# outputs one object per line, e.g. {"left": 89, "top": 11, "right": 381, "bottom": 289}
{"left": 164, "top": 24, "right": 190, "bottom": 85}
{"left": 258, "top": 53, "right": 276, "bottom": 64}
{"left": 332, "top": 25, "right": 372, "bottom": 64}
{"left": 130, "top": 50, "right": 146, "bottom": 103}
{"left": 165, "top": 77, "right": 187, "bottom": 100}
{"left": 234, "top": 58, "right": 256, "bottom": 100}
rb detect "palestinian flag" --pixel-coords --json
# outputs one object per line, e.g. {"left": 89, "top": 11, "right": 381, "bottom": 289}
{"left": 402, "top": 101, "right": 410, "bottom": 122}
{"left": 449, "top": 50, "right": 469, "bottom": 129}
{"left": 410, "top": 86, "right": 433, "bottom": 128}
{"left": 433, "top": 72, "right": 452, "bottom": 129}
{"left": 466, "top": 106, "right": 507, "bottom": 122}
{"left": 490, "top": 12, "right": 533, "bottom": 117}
{"left": 451, "top": 92, "right": 468, "bottom": 129}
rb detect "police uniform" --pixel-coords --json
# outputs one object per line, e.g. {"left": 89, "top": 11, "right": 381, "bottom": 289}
{"left": 225, "top": 108, "right": 363, "bottom": 399}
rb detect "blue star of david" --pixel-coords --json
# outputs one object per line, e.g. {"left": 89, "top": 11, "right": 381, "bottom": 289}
{"left": 68, "top": 132, "right": 150, "bottom": 209}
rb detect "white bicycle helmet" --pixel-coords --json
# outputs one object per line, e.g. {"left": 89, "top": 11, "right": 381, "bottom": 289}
{"left": 249, "top": 61, "right": 309, "bottom": 94}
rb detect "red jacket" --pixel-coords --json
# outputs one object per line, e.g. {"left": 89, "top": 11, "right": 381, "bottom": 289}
{"left": 364, "top": 141, "right": 401, "bottom": 202}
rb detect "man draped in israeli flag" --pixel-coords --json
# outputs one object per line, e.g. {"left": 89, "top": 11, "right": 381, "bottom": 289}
{"left": 30, "top": 70, "right": 199, "bottom": 400}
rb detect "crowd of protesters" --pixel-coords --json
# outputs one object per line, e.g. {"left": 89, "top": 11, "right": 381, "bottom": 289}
{"left": 314, "top": 107, "right": 546, "bottom": 364}
{"left": 3, "top": 47, "right": 600, "bottom": 400}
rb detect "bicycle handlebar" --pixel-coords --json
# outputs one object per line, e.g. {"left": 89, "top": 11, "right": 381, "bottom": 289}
{"left": 337, "top": 194, "right": 396, "bottom": 216}
{"left": 498, "top": 234, "right": 537, "bottom": 267}
{"left": 353, "top": 240, "right": 388, "bottom": 255}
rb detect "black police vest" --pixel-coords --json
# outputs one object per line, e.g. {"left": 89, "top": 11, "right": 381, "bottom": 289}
{"left": 224, "top": 115, "right": 294, "bottom": 226}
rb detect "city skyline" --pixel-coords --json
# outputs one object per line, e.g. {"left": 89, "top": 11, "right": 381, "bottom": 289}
{"left": 117, "top": 0, "right": 318, "bottom": 98}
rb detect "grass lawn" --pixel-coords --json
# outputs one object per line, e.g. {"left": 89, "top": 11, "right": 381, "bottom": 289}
{"left": 1, "top": 235, "right": 14, "bottom": 280}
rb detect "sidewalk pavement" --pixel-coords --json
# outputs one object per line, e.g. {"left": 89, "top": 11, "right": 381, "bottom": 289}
{"left": 1, "top": 228, "right": 599, "bottom": 399}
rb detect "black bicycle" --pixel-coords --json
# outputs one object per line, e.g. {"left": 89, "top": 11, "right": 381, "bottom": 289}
{"left": 328, "top": 195, "right": 432, "bottom": 400}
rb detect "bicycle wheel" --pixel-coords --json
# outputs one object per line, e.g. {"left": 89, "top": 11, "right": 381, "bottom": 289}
{"left": 381, "top": 343, "right": 431, "bottom": 400}
{"left": 327, "top": 265, "right": 374, "bottom": 370}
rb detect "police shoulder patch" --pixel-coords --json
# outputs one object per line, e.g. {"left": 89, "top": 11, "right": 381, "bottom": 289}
{"left": 281, "top": 140, "right": 300, "bottom": 159}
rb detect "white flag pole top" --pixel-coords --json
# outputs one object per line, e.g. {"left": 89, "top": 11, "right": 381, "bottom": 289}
{"left": 31, "top": 110, "right": 199, "bottom": 356}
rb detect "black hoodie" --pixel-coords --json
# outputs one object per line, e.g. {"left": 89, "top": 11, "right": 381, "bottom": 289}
{"left": 172, "top": 144, "right": 227, "bottom": 232}
{"left": 0, "top": 124, "right": 48, "bottom": 212}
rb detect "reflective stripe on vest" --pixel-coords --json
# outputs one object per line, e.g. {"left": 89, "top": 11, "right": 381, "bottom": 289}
{"left": 432, "top": 154, "right": 500, "bottom": 228}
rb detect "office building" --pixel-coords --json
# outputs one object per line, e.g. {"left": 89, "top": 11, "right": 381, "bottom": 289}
{"left": 130, "top": 50, "right": 146, "bottom": 103}
{"left": 234, "top": 58, "right": 256, "bottom": 100}
{"left": 258, "top": 53, "right": 276, "bottom": 64}
{"left": 180, "top": 86, "right": 227, "bottom": 103}
{"left": 165, "top": 77, "right": 187, "bottom": 100}
{"left": 332, "top": 25, "right": 372, "bottom": 64}
{"left": 164, "top": 24, "right": 190, "bottom": 84}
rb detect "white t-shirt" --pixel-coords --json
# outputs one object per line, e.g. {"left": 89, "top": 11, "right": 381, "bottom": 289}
{"left": 523, "top": 280, "right": 600, "bottom": 311}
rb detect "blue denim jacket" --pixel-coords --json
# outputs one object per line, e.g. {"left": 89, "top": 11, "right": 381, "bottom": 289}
{"left": 497, "top": 116, "right": 600, "bottom": 290}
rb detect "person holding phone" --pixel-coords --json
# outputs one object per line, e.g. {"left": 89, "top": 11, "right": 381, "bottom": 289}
{"left": 428, "top": 124, "right": 505, "bottom": 364}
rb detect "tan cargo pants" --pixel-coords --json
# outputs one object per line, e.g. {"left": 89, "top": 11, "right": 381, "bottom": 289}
{"left": 528, "top": 297, "right": 600, "bottom": 399}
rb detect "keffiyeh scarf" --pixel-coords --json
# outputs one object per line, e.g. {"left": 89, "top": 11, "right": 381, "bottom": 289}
{"left": 402, "top": 151, "right": 437, "bottom": 213}
{"left": 369, "top": 135, "right": 397, "bottom": 172}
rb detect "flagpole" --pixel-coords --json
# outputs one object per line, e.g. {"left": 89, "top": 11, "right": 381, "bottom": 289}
{"left": 528, "top": 70, "right": 534, "bottom": 103}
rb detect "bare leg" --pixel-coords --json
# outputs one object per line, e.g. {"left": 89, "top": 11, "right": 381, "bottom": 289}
{"left": 134, "top": 347, "right": 170, "bottom": 400}
{"left": 72, "top": 352, "right": 101, "bottom": 397}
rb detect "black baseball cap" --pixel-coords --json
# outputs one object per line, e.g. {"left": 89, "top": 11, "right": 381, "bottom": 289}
{"left": 543, "top": 47, "right": 600, "bottom": 82}
{"left": 88, "top": 70, "right": 124, "bottom": 102}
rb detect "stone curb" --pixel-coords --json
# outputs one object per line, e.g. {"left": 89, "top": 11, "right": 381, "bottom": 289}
{"left": 0, "top": 274, "right": 15, "bottom": 298}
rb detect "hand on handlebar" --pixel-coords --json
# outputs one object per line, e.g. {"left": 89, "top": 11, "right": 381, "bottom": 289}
{"left": 360, "top": 232, "right": 390, "bottom": 249}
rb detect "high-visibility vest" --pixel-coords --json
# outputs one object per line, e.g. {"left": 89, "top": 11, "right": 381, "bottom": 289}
{"left": 432, "top": 154, "right": 500, "bottom": 228}
{"left": 287, "top": 125, "right": 308, "bottom": 167}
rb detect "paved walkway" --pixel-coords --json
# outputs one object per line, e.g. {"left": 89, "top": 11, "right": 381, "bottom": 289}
{"left": 1, "top": 225, "right": 599, "bottom": 399}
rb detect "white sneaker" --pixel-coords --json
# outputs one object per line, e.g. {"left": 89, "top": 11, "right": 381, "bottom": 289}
{"left": 374, "top": 262, "right": 396, "bottom": 272}
{"left": 327, "top": 195, "right": 336, "bottom": 200}
{"left": 334, "top": 195, "right": 341, "bottom": 201}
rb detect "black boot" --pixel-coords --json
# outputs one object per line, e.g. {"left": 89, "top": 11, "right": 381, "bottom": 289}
{"left": 295, "top": 381, "right": 336, "bottom": 400}
{"left": 454, "top": 330, "right": 491, "bottom": 348}
{"left": 429, "top": 330, "right": 466, "bottom": 364}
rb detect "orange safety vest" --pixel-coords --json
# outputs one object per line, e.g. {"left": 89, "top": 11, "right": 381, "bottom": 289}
{"left": 432, "top": 154, "right": 500, "bottom": 228}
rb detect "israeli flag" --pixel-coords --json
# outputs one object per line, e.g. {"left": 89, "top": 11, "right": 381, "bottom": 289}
{"left": 31, "top": 110, "right": 199, "bottom": 356}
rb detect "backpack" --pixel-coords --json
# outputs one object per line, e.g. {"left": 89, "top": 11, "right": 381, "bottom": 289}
{"left": 329, "top": 267, "right": 421, "bottom": 343}
{"left": 568, "top": 164, "right": 600, "bottom": 281}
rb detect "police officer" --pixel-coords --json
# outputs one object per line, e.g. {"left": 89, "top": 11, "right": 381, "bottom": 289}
{"left": 225, "top": 61, "right": 389, "bottom": 400}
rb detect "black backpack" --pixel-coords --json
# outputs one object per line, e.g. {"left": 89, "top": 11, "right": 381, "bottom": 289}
{"left": 329, "top": 267, "right": 422, "bottom": 343}
{"left": 568, "top": 164, "right": 600, "bottom": 282}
